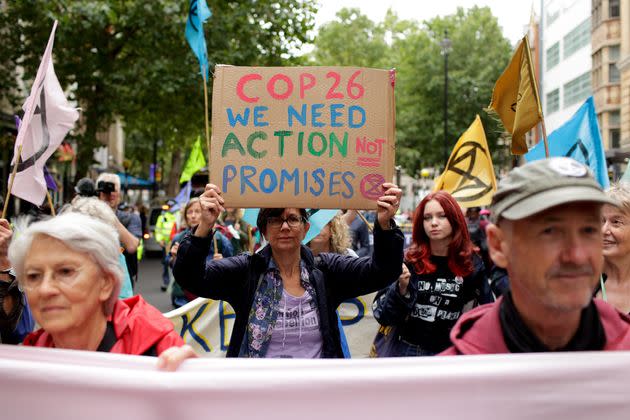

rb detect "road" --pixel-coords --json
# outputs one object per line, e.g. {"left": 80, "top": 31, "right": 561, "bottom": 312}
{"left": 134, "top": 255, "right": 173, "bottom": 313}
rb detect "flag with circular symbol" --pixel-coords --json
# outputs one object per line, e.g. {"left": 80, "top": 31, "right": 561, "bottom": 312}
{"left": 434, "top": 115, "right": 497, "bottom": 207}
{"left": 525, "top": 97, "right": 608, "bottom": 188}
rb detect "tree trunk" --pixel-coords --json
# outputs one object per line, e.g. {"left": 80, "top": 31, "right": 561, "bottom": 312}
{"left": 166, "top": 149, "right": 182, "bottom": 197}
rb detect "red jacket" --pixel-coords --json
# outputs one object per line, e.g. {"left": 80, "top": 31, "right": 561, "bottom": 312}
{"left": 441, "top": 297, "right": 630, "bottom": 355}
{"left": 23, "top": 295, "right": 183, "bottom": 355}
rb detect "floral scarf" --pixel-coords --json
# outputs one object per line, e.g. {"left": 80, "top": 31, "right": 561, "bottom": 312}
{"left": 238, "top": 258, "right": 317, "bottom": 358}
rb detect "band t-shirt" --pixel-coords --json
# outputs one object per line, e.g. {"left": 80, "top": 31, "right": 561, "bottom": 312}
{"left": 399, "top": 255, "right": 484, "bottom": 353}
{"left": 265, "top": 289, "right": 323, "bottom": 358}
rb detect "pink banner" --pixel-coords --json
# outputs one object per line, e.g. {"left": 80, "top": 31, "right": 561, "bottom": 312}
{"left": 1, "top": 344, "right": 629, "bottom": 419}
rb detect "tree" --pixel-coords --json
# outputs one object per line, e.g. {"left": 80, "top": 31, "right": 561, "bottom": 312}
{"left": 311, "top": 8, "right": 389, "bottom": 67}
{"left": 310, "top": 6, "right": 512, "bottom": 176}
{"left": 393, "top": 7, "right": 512, "bottom": 175}
{"left": 0, "top": 0, "right": 317, "bottom": 187}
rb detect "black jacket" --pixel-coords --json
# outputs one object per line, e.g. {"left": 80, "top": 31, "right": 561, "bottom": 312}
{"left": 373, "top": 253, "right": 492, "bottom": 353}
{"left": 173, "top": 221, "right": 404, "bottom": 357}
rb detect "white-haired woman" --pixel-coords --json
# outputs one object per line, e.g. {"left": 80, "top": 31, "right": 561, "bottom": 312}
{"left": 8, "top": 212, "right": 195, "bottom": 370}
{"left": 62, "top": 197, "right": 134, "bottom": 298}
{"left": 598, "top": 183, "right": 630, "bottom": 313}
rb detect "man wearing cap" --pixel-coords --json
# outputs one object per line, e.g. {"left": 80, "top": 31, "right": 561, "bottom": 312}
{"left": 442, "top": 157, "right": 630, "bottom": 354}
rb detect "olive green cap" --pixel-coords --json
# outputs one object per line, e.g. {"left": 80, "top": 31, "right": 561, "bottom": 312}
{"left": 490, "top": 157, "right": 616, "bottom": 222}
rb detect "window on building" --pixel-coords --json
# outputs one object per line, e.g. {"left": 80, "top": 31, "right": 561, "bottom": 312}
{"left": 546, "top": 9, "right": 560, "bottom": 27}
{"left": 609, "top": 45, "right": 620, "bottom": 61}
{"left": 593, "top": 49, "right": 603, "bottom": 88}
{"left": 594, "top": 49, "right": 603, "bottom": 67}
{"left": 611, "top": 129, "right": 620, "bottom": 149}
{"left": 564, "top": 18, "right": 591, "bottom": 59}
{"left": 610, "top": 110, "right": 621, "bottom": 126}
{"left": 546, "top": 42, "right": 560, "bottom": 70}
{"left": 610, "top": 63, "right": 620, "bottom": 83}
{"left": 609, "top": 0, "right": 620, "bottom": 18}
{"left": 546, "top": 89, "right": 560, "bottom": 114}
{"left": 564, "top": 72, "right": 592, "bottom": 107}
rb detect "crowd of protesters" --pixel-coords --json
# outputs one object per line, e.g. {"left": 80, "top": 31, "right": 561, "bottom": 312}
{"left": 2, "top": 157, "right": 630, "bottom": 369}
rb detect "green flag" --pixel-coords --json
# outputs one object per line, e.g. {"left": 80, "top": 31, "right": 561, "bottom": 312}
{"left": 179, "top": 136, "right": 207, "bottom": 183}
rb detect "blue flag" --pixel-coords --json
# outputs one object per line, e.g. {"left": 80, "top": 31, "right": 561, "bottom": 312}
{"left": 242, "top": 208, "right": 339, "bottom": 245}
{"left": 185, "top": 0, "right": 212, "bottom": 79}
{"left": 525, "top": 96, "right": 609, "bottom": 188}
{"left": 242, "top": 208, "right": 259, "bottom": 228}
{"left": 170, "top": 181, "right": 192, "bottom": 213}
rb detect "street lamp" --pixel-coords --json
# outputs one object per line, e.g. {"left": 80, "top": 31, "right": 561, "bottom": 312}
{"left": 440, "top": 30, "right": 451, "bottom": 169}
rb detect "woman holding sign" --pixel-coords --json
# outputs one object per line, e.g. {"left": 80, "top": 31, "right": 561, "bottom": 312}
{"left": 173, "top": 183, "right": 403, "bottom": 358}
{"left": 372, "top": 191, "right": 493, "bottom": 357}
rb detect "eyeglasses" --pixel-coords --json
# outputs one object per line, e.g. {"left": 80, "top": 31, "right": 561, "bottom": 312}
{"left": 21, "top": 267, "right": 83, "bottom": 291}
{"left": 267, "top": 215, "right": 304, "bottom": 229}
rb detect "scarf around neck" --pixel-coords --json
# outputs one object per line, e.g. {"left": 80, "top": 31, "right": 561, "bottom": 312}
{"left": 239, "top": 258, "right": 317, "bottom": 358}
{"left": 499, "top": 292, "right": 605, "bottom": 353}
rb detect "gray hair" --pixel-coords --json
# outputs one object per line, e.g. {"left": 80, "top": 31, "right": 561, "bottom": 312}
{"left": 607, "top": 182, "right": 630, "bottom": 214}
{"left": 8, "top": 212, "right": 123, "bottom": 315}
{"left": 63, "top": 197, "right": 119, "bottom": 228}
{"left": 95, "top": 172, "right": 121, "bottom": 192}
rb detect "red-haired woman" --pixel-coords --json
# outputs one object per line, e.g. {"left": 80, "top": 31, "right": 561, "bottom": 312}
{"left": 373, "top": 191, "right": 493, "bottom": 356}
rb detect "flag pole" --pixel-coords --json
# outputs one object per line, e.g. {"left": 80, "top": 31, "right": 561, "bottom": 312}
{"left": 523, "top": 35, "right": 550, "bottom": 158}
{"left": 213, "top": 234, "right": 219, "bottom": 257}
{"left": 203, "top": 65, "right": 216, "bottom": 253}
{"left": 356, "top": 211, "right": 374, "bottom": 233}
{"left": 46, "top": 191, "right": 56, "bottom": 216}
{"left": 2, "top": 145, "right": 22, "bottom": 219}
{"left": 540, "top": 119, "right": 550, "bottom": 158}
{"left": 202, "top": 65, "right": 211, "bottom": 183}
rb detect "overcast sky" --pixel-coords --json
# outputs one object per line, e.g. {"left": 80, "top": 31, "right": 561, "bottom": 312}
{"left": 314, "top": 0, "right": 539, "bottom": 45}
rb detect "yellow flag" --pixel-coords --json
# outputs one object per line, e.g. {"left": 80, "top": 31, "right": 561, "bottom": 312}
{"left": 434, "top": 115, "right": 497, "bottom": 207}
{"left": 489, "top": 35, "right": 542, "bottom": 155}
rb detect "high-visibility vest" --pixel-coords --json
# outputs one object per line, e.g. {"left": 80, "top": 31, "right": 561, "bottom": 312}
{"left": 155, "top": 211, "right": 176, "bottom": 244}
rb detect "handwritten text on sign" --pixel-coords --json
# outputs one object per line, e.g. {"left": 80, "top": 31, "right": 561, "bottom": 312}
{"left": 211, "top": 66, "right": 396, "bottom": 209}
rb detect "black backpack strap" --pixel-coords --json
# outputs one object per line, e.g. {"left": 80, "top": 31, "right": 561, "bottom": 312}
{"left": 96, "top": 322, "right": 118, "bottom": 353}
{"left": 142, "top": 345, "right": 158, "bottom": 357}
{"left": 96, "top": 321, "right": 159, "bottom": 356}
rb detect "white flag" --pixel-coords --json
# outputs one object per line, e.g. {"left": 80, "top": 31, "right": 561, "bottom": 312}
{"left": 10, "top": 21, "right": 79, "bottom": 205}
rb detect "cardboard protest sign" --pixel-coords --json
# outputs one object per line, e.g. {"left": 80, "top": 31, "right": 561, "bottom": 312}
{"left": 211, "top": 66, "right": 396, "bottom": 209}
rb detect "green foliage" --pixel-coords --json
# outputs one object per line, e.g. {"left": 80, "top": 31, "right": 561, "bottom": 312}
{"left": 0, "top": 0, "right": 317, "bottom": 180}
{"left": 311, "top": 8, "right": 388, "bottom": 67}
{"left": 310, "top": 6, "right": 513, "bottom": 176}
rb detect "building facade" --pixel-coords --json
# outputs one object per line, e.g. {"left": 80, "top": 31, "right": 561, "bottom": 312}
{"left": 618, "top": 0, "right": 630, "bottom": 152}
{"left": 592, "top": 0, "right": 626, "bottom": 169}
{"left": 539, "top": 0, "right": 593, "bottom": 132}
